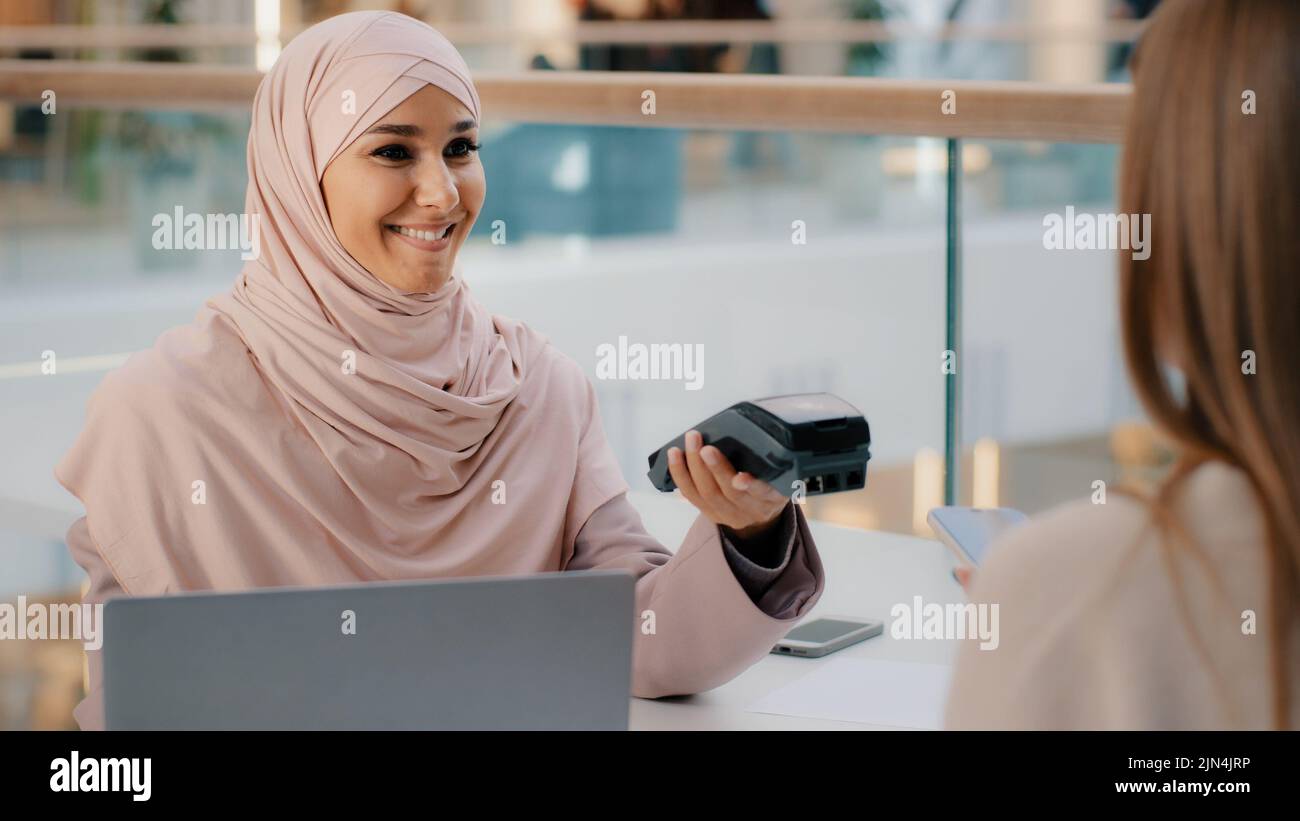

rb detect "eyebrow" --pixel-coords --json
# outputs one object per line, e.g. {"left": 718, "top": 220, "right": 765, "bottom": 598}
{"left": 363, "top": 119, "right": 478, "bottom": 138}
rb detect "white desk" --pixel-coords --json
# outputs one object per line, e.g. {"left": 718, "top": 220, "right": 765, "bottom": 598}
{"left": 624, "top": 491, "right": 964, "bottom": 730}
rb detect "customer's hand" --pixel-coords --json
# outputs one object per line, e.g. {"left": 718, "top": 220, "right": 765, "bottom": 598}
{"left": 668, "top": 429, "right": 787, "bottom": 540}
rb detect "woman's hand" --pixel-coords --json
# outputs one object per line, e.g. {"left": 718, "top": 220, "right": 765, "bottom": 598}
{"left": 667, "top": 429, "right": 789, "bottom": 540}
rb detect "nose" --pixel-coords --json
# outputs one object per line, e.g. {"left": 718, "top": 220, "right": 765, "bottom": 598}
{"left": 412, "top": 158, "right": 460, "bottom": 213}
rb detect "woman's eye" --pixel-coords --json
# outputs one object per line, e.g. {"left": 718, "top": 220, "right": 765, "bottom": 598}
{"left": 371, "top": 144, "right": 412, "bottom": 161}
{"left": 445, "top": 138, "right": 481, "bottom": 158}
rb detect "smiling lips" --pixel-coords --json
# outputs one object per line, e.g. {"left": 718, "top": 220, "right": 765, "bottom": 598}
{"left": 387, "top": 222, "right": 456, "bottom": 251}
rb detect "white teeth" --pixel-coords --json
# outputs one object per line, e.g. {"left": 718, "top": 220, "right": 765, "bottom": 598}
{"left": 393, "top": 225, "right": 450, "bottom": 241}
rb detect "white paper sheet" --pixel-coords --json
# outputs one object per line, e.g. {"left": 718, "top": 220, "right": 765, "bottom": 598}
{"left": 746, "top": 658, "right": 953, "bottom": 729}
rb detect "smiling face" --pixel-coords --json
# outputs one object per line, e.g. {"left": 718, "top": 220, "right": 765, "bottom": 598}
{"left": 321, "top": 84, "right": 483, "bottom": 294}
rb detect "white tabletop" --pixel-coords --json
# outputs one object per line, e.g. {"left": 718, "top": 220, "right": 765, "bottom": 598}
{"left": 624, "top": 491, "right": 964, "bottom": 730}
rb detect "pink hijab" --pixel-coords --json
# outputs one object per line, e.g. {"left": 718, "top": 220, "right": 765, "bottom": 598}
{"left": 55, "top": 11, "right": 629, "bottom": 592}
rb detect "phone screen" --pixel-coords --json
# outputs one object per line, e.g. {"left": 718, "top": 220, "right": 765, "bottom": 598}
{"left": 931, "top": 507, "right": 1027, "bottom": 564}
{"left": 782, "top": 618, "right": 867, "bottom": 644}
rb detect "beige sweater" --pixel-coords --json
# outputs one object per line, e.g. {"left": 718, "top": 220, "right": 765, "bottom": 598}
{"left": 945, "top": 461, "right": 1300, "bottom": 730}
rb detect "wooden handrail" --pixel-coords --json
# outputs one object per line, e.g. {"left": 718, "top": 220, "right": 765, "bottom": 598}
{"left": 0, "top": 19, "right": 1146, "bottom": 50}
{"left": 0, "top": 60, "right": 1130, "bottom": 143}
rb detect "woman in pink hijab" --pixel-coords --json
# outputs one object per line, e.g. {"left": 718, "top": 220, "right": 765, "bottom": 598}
{"left": 55, "top": 10, "right": 824, "bottom": 730}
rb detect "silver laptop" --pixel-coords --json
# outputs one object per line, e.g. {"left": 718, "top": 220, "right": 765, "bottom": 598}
{"left": 103, "top": 570, "right": 634, "bottom": 730}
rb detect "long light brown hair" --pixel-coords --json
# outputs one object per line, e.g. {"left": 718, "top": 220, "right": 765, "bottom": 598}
{"left": 1119, "top": 0, "right": 1300, "bottom": 727}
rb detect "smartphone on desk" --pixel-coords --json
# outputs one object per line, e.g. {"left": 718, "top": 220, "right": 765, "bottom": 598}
{"left": 772, "top": 616, "right": 883, "bottom": 658}
{"left": 927, "top": 506, "right": 1028, "bottom": 566}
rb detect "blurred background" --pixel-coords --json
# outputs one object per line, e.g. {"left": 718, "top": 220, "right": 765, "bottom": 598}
{"left": 0, "top": 0, "right": 1171, "bottom": 728}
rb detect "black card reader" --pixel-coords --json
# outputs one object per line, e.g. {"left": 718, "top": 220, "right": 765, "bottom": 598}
{"left": 646, "top": 392, "right": 871, "bottom": 497}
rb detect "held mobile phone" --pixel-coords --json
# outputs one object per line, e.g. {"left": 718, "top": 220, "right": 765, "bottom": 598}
{"left": 926, "top": 506, "right": 1028, "bottom": 566}
{"left": 771, "top": 616, "right": 883, "bottom": 658}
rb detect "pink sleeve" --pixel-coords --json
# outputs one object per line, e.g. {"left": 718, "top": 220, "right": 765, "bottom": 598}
{"left": 560, "top": 374, "right": 632, "bottom": 553}
{"left": 64, "top": 515, "right": 123, "bottom": 731}
{"left": 568, "top": 493, "right": 825, "bottom": 699}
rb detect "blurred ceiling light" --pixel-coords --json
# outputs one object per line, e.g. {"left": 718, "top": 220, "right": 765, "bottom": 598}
{"left": 881, "top": 143, "right": 991, "bottom": 178}
{"left": 255, "top": 0, "right": 282, "bottom": 73}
